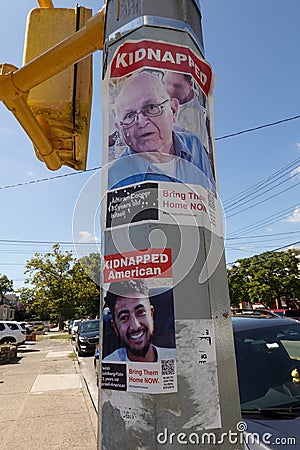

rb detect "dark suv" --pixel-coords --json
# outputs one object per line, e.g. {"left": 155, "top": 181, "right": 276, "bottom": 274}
{"left": 75, "top": 319, "right": 100, "bottom": 356}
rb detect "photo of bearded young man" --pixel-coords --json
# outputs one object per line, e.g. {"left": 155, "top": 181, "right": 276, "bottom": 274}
{"left": 103, "top": 280, "right": 176, "bottom": 363}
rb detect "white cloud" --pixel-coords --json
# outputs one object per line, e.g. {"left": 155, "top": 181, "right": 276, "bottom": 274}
{"left": 285, "top": 207, "right": 300, "bottom": 223}
{"left": 26, "top": 171, "right": 35, "bottom": 177}
{"left": 286, "top": 244, "right": 300, "bottom": 251}
{"left": 77, "top": 230, "right": 100, "bottom": 243}
{"left": 239, "top": 245, "right": 254, "bottom": 251}
{"left": 291, "top": 165, "right": 300, "bottom": 177}
{"left": 296, "top": 143, "right": 300, "bottom": 149}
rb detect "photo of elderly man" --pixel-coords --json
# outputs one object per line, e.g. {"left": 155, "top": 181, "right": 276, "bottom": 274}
{"left": 107, "top": 71, "right": 216, "bottom": 193}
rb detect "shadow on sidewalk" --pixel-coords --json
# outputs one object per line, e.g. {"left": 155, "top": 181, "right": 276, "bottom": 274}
{"left": 1, "top": 356, "right": 23, "bottom": 365}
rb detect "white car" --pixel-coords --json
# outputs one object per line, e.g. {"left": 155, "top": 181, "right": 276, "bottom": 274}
{"left": 0, "top": 321, "right": 26, "bottom": 345}
{"left": 71, "top": 319, "right": 81, "bottom": 340}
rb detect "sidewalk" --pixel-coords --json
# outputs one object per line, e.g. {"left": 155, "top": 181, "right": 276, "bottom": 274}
{"left": 0, "top": 333, "right": 97, "bottom": 450}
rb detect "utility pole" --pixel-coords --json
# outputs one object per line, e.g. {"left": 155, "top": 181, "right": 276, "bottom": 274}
{"left": 99, "top": 1, "right": 242, "bottom": 449}
{"left": 0, "top": 1, "right": 242, "bottom": 448}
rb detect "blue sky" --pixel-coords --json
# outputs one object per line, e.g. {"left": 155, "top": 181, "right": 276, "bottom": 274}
{"left": 0, "top": 0, "right": 299, "bottom": 290}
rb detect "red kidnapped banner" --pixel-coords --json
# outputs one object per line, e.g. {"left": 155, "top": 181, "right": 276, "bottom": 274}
{"left": 110, "top": 39, "right": 213, "bottom": 97}
{"left": 104, "top": 248, "right": 172, "bottom": 283}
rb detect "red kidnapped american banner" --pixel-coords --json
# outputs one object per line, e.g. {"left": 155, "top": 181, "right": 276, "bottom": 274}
{"left": 104, "top": 248, "right": 172, "bottom": 283}
{"left": 110, "top": 39, "right": 213, "bottom": 97}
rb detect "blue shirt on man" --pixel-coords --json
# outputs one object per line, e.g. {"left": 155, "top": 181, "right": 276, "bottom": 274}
{"left": 103, "top": 345, "right": 176, "bottom": 362}
{"left": 108, "top": 130, "right": 216, "bottom": 194}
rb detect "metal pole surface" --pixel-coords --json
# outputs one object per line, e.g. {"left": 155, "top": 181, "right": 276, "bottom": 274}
{"left": 99, "top": 1, "right": 242, "bottom": 449}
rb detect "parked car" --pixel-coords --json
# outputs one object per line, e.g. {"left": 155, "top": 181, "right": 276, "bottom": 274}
{"left": 0, "top": 320, "right": 26, "bottom": 345}
{"left": 282, "top": 309, "right": 300, "bottom": 321}
{"left": 94, "top": 346, "right": 99, "bottom": 385}
{"left": 18, "top": 322, "right": 34, "bottom": 335}
{"left": 75, "top": 319, "right": 99, "bottom": 356}
{"left": 26, "top": 321, "right": 50, "bottom": 334}
{"left": 92, "top": 314, "right": 300, "bottom": 447}
{"left": 231, "top": 308, "right": 280, "bottom": 318}
{"left": 269, "top": 309, "right": 287, "bottom": 317}
{"left": 71, "top": 319, "right": 81, "bottom": 340}
{"left": 270, "top": 309, "right": 300, "bottom": 321}
{"left": 43, "top": 321, "right": 51, "bottom": 332}
{"left": 67, "top": 319, "right": 74, "bottom": 334}
{"left": 233, "top": 316, "right": 300, "bottom": 448}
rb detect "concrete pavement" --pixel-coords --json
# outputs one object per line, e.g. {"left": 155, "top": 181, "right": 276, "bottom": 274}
{"left": 0, "top": 333, "right": 97, "bottom": 450}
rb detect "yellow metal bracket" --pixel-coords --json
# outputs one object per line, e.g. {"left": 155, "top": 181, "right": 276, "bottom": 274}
{"left": 38, "top": 0, "right": 54, "bottom": 6}
{"left": 0, "top": 63, "right": 61, "bottom": 169}
{"left": 0, "top": 4, "right": 105, "bottom": 171}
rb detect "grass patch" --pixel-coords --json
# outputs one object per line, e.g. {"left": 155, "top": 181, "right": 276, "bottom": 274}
{"left": 49, "top": 334, "right": 71, "bottom": 340}
{"left": 68, "top": 352, "right": 77, "bottom": 360}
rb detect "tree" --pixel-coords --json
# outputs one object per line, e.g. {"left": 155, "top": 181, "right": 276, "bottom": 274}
{"left": 79, "top": 252, "right": 101, "bottom": 289}
{"left": 0, "top": 274, "right": 13, "bottom": 302}
{"left": 22, "top": 244, "right": 100, "bottom": 329}
{"left": 227, "top": 249, "right": 300, "bottom": 307}
{"left": 70, "top": 256, "right": 100, "bottom": 319}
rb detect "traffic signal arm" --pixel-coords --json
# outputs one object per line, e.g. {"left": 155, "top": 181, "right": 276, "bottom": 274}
{"left": 0, "top": 6, "right": 105, "bottom": 171}
{"left": 0, "top": 63, "right": 61, "bottom": 169}
{"left": 38, "top": 0, "right": 54, "bottom": 7}
{"left": 16, "top": 7, "right": 105, "bottom": 93}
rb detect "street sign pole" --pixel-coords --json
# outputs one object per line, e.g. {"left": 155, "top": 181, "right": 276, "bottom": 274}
{"left": 99, "top": 1, "right": 242, "bottom": 449}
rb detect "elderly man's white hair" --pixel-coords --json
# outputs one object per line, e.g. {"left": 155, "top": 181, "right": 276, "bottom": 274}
{"left": 114, "top": 71, "right": 171, "bottom": 119}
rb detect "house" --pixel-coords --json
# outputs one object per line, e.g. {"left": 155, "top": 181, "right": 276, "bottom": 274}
{"left": 0, "top": 293, "right": 17, "bottom": 320}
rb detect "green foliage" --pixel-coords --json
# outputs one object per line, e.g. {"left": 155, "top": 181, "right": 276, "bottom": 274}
{"left": 79, "top": 252, "right": 101, "bottom": 289}
{"left": 227, "top": 249, "right": 300, "bottom": 307}
{"left": 0, "top": 274, "right": 13, "bottom": 300}
{"left": 20, "top": 244, "right": 100, "bottom": 329}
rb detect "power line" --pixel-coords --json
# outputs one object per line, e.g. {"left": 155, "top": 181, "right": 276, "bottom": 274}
{"left": 272, "top": 240, "right": 300, "bottom": 252}
{"left": 227, "top": 237, "right": 299, "bottom": 245}
{"left": 216, "top": 114, "right": 300, "bottom": 141}
{"left": 223, "top": 157, "right": 300, "bottom": 211}
{"left": 226, "top": 239, "right": 300, "bottom": 266}
{"left": 225, "top": 179, "right": 300, "bottom": 219}
{"left": 226, "top": 230, "right": 300, "bottom": 240}
{"left": 0, "top": 231, "right": 297, "bottom": 246}
{"left": 227, "top": 203, "right": 299, "bottom": 237}
{"left": 0, "top": 166, "right": 101, "bottom": 191}
{"left": 0, "top": 114, "right": 299, "bottom": 191}
{"left": 0, "top": 263, "right": 26, "bottom": 265}
{"left": 0, "top": 239, "right": 100, "bottom": 245}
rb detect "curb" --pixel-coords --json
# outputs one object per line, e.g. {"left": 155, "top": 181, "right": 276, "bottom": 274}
{"left": 69, "top": 340, "right": 98, "bottom": 433}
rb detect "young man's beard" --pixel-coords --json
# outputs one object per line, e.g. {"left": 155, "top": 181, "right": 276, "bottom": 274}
{"left": 127, "top": 335, "right": 153, "bottom": 358}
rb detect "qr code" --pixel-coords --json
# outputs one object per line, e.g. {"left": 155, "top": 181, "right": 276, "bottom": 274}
{"left": 207, "top": 189, "right": 216, "bottom": 211}
{"left": 161, "top": 359, "right": 175, "bottom": 375}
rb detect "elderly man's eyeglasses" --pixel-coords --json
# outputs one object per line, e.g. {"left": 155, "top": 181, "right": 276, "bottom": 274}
{"left": 119, "top": 99, "right": 170, "bottom": 127}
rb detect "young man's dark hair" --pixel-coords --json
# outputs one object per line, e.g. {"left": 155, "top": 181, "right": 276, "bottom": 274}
{"left": 104, "top": 279, "right": 149, "bottom": 321}
{"left": 103, "top": 279, "right": 176, "bottom": 362}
